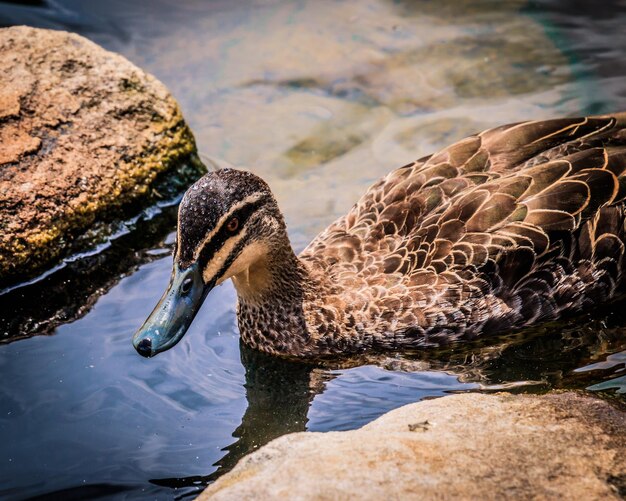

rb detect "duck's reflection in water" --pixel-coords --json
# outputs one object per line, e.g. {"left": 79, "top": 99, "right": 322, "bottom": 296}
{"left": 149, "top": 344, "right": 331, "bottom": 496}
{"left": 211, "top": 346, "right": 333, "bottom": 476}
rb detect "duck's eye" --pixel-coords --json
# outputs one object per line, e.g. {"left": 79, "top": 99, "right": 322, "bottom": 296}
{"left": 226, "top": 217, "right": 239, "bottom": 233}
{"left": 181, "top": 276, "right": 193, "bottom": 294}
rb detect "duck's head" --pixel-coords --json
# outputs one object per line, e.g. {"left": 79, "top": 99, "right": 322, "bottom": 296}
{"left": 132, "top": 168, "right": 284, "bottom": 357}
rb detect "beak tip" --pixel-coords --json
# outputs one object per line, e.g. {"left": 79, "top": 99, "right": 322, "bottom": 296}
{"left": 135, "top": 337, "right": 154, "bottom": 358}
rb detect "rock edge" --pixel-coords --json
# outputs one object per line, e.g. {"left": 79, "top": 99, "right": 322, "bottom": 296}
{"left": 199, "top": 392, "right": 625, "bottom": 500}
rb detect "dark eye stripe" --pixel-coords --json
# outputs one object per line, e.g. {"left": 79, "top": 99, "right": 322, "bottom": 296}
{"left": 197, "top": 197, "right": 267, "bottom": 270}
{"left": 205, "top": 235, "right": 248, "bottom": 287}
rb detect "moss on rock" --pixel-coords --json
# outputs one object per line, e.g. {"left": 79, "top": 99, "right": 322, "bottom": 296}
{"left": 0, "top": 26, "right": 205, "bottom": 286}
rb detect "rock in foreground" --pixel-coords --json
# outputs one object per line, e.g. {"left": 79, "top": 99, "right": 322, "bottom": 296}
{"left": 199, "top": 392, "right": 625, "bottom": 500}
{"left": 0, "top": 26, "right": 203, "bottom": 285}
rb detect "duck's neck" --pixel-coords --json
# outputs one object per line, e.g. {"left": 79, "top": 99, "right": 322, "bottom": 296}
{"left": 231, "top": 240, "right": 317, "bottom": 356}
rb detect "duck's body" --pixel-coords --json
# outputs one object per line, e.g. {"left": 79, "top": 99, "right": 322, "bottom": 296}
{"left": 134, "top": 113, "right": 626, "bottom": 359}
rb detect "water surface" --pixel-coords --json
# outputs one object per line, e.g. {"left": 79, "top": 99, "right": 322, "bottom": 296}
{"left": 1, "top": 1, "right": 626, "bottom": 499}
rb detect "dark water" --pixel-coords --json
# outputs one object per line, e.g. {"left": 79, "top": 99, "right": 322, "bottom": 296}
{"left": 1, "top": 1, "right": 626, "bottom": 499}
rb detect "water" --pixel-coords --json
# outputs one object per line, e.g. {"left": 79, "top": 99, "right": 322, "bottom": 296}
{"left": 1, "top": 0, "right": 626, "bottom": 499}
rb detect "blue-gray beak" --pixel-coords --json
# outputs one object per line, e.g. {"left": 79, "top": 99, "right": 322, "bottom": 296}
{"left": 132, "top": 262, "right": 210, "bottom": 357}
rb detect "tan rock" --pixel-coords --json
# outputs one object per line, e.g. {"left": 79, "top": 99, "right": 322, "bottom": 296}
{"left": 0, "top": 89, "right": 20, "bottom": 119}
{"left": 199, "top": 392, "right": 625, "bottom": 500}
{"left": 0, "top": 26, "right": 204, "bottom": 285}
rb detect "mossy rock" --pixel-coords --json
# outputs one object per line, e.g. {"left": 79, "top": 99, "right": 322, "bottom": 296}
{"left": 0, "top": 26, "right": 205, "bottom": 286}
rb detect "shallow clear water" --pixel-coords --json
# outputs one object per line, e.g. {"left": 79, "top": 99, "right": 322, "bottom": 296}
{"left": 1, "top": 0, "right": 626, "bottom": 499}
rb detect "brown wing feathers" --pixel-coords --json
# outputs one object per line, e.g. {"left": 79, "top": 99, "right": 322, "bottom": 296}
{"left": 300, "top": 114, "right": 626, "bottom": 345}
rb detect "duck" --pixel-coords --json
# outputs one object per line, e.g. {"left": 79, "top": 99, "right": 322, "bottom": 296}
{"left": 133, "top": 112, "right": 626, "bottom": 359}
